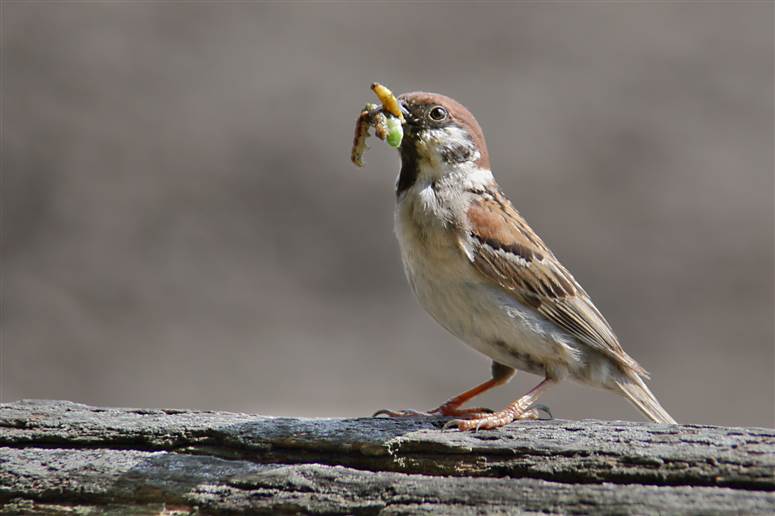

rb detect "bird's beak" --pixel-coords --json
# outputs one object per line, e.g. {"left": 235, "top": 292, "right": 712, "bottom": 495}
{"left": 399, "top": 100, "right": 411, "bottom": 124}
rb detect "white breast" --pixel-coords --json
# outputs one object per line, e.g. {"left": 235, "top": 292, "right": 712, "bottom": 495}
{"left": 394, "top": 174, "right": 578, "bottom": 381}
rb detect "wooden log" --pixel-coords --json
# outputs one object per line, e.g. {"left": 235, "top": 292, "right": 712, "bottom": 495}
{"left": 1, "top": 400, "right": 773, "bottom": 514}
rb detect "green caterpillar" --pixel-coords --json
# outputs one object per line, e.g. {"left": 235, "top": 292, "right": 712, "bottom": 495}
{"left": 385, "top": 116, "right": 403, "bottom": 148}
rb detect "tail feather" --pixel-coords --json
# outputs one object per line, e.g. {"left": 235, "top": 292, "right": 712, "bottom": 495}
{"left": 616, "top": 374, "right": 676, "bottom": 424}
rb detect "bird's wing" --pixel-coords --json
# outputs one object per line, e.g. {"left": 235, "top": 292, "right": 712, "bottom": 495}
{"left": 459, "top": 188, "right": 646, "bottom": 375}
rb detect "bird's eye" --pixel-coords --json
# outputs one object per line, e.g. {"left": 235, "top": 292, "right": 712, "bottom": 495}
{"left": 428, "top": 106, "right": 448, "bottom": 121}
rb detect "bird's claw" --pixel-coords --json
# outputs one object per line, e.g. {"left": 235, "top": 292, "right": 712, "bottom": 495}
{"left": 431, "top": 405, "right": 494, "bottom": 417}
{"left": 442, "top": 418, "right": 467, "bottom": 431}
{"left": 528, "top": 403, "right": 553, "bottom": 420}
{"left": 374, "top": 405, "right": 495, "bottom": 419}
{"left": 441, "top": 417, "right": 497, "bottom": 432}
{"left": 441, "top": 403, "right": 555, "bottom": 431}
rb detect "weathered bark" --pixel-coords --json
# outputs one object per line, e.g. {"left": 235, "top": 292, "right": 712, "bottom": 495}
{"left": 1, "top": 400, "right": 773, "bottom": 514}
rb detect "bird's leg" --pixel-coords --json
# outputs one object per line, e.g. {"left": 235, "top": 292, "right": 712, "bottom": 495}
{"left": 373, "top": 362, "right": 515, "bottom": 419}
{"left": 429, "top": 362, "right": 515, "bottom": 417}
{"left": 444, "top": 377, "right": 554, "bottom": 431}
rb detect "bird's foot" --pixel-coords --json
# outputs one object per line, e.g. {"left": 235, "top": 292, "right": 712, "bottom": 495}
{"left": 431, "top": 402, "right": 494, "bottom": 419}
{"left": 443, "top": 403, "right": 552, "bottom": 432}
{"left": 373, "top": 404, "right": 494, "bottom": 419}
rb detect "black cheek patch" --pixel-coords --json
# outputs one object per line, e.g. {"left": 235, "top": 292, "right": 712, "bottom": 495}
{"left": 439, "top": 141, "right": 475, "bottom": 164}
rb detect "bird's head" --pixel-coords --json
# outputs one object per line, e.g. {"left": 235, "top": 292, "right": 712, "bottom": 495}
{"left": 395, "top": 91, "right": 491, "bottom": 195}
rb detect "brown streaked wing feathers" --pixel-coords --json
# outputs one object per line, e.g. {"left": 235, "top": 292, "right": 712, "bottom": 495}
{"left": 463, "top": 190, "right": 646, "bottom": 375}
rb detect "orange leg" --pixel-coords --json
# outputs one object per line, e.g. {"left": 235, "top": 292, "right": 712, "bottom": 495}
{"left": 445, "top": 377, "right": 555, "bottom": 431}
{"left": 374, "top": 362, "right": 515, "bottom": 419}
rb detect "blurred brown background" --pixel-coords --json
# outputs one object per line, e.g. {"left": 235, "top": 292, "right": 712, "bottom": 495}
{"left": 3, "top": 2, "right": 773, "bottom": 427}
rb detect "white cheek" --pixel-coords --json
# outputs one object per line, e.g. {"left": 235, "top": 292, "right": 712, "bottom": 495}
{"left": 428, "top": 126, "right": 469, "bottom": 145}
{"left": 406, "top": 126, "right": 495, "bottom": 214}
{"left": 414, "top": 126, "right": 481, "bottom": 176}
{"left": 431, "top": 126, "right": 480, "bottom": 158}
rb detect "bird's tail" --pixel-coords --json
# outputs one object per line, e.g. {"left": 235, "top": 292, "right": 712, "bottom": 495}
{"left": 615, "top": 373, "right": 676, "bottom": 424}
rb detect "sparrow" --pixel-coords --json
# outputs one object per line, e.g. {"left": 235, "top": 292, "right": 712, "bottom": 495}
{"left": 374, "top": 91, "right": 676, "bottom": 430}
